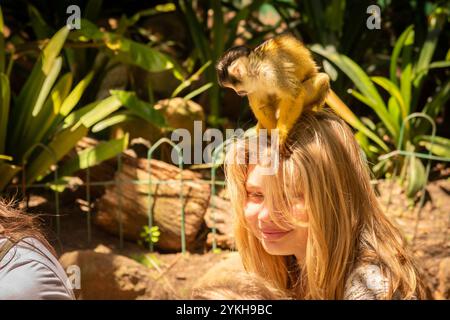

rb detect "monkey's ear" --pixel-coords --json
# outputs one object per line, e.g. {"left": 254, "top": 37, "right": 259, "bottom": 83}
{"left": 228, "top": 59, "right": 246, "bottom": 80}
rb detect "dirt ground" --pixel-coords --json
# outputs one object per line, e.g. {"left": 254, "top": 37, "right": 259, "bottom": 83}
{"left": 21, "top": 175, "right": 449, "bottom": 299}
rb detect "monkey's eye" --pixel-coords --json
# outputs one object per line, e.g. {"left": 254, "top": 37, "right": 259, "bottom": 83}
{"left": 229, "top": 76, "right": 241, "bottom": 86}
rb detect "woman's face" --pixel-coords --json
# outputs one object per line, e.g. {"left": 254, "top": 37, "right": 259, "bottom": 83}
{"left": 244, "top": 164, "right": 309, "bottom": 262}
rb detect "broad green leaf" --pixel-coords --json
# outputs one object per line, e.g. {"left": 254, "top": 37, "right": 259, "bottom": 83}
{"left": 399, "top": 28, "right": 414, "bottom": 113}
{"left": 25, "top": 124, "right": 89, "bottom": 185}
{"left": 92, "top": 112, "right": 137, "bottom": 133}
{"left": 405, "top": 156, "right": 427, "bottom": 198}
{"left": 58, "top": 133, "right": 129, "bottom": 178}
{"left": 60, "top": 71, "right": 94, "bottom": 116}
{"left": 12, "top": 27, "right": 69, "bottom": 144}
{"left": 390, "top": 25, "right": 414, "bottom": 85}
{"left": 0, "top": 154, "right": 12, "bottom": 161}
{"left": 64, "top": 95, "right": 122, "bottom": 129}
{"left": 311, "top": 45, "right": 398, "bottom": 138}
{"left": 106, "top": 35, "right": 174, "bottom": 73}
{"left": 22, "top": 72, "right": 73, "bottom": 153}
{"left": 416, "top": 135, "right": 450, "bottom": 158}
{"left": 42, "top": 26, "right": 70, "bottom": 74}
{"left": 32, "top": 56, "right": 63, "bottom": 117}
{"left": 0, "top": 7, "right": 5, "bottom": 74}
{"left": 371, "top": 76, "right": 407, "bottom": 120}
{"left": 110, "top": 90, "right": 166, "bottom": 127}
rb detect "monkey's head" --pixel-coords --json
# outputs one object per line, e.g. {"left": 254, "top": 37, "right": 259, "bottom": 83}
{"left": 216, "top": 45, "right": 254, "bottom": 97}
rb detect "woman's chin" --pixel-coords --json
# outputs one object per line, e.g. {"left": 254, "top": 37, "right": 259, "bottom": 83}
{"left": 261, "top": 240, "right": 292, "bottom": 256}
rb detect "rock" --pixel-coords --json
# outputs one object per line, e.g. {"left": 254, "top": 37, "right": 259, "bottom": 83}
{"left": 204, "top": 195, "right": 235, "bottom": 250}
{"left": 438, "top": 257, "right": 450, "bottom": 299}
{"left": 59, "top": 249, "right": 170, "bottom": 300}
{"left": 94, "top": 156, "right": 211, "bottom": 251}
{"left": 193, "top": 252, "right": 245, "bottom": 290}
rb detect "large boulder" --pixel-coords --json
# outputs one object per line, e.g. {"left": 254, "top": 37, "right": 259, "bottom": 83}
{"left": 192, "top": 252, "right": 245, "bottom": 290}
{"left": 94, "top": 156, "right": 211, "bottom": 251}
{"left": 59, "top": 248, "right": 170, "bottom": 300}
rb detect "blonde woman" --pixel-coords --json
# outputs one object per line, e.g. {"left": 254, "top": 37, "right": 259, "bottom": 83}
{"left": 224, "top": 109, "right": 428, "bottom": 300}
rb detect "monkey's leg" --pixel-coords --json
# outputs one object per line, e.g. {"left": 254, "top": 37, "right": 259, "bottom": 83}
{"left": 249, "top": 98, "right": 277, "bottom": 133}
{"left": 276, "top": 96, "right": 305, "bottom": 152}
{"left": 302, "top": 72, "right": 330, "bottom": 108}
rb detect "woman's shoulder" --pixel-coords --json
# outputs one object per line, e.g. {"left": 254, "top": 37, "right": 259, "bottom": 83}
{"left": 0, "top": 237, "right": 74, "bottom": 300}
{"left": 343, "top": 263, "right": 403, "bottom": 300}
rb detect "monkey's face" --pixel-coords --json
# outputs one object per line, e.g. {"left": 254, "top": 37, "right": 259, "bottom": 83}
{"left": 216, "top": 45, "right": 255, "bottom": 97}
{"left": 222, "top": 56, "right": 255, "bottom": 97}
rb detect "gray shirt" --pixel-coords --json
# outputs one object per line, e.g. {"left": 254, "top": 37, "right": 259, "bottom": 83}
{"left": 0, "top": 237, "right": 74, "bottom": 300}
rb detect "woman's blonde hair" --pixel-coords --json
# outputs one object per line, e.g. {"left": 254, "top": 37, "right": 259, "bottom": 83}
{"left": 192, "top": 271, "right": 291, "bottom": 300}
{"left": 224, "top": 109, "right": 427, "bottom": 299}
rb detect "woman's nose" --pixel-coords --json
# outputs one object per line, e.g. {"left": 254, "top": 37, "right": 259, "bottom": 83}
{"left": 258, "top": 204, "right": 271, "bottom": 222}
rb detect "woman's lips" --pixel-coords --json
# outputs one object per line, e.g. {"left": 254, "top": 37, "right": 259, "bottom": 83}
{"left": 260, "top": 229, "right": 292, "bottom": 241}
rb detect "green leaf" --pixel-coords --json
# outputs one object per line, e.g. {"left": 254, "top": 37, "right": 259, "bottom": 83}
{"left": 42, "top": 26, "right": 70, "bottom": 74}
{"left": 64, "top": 95, "right": 122, "bottom": 129}
{"left": 110, "top": 90, "right": 166, "bottom": 127}
{"left": 25, "top": 124, "right": 89, "bottom": 185}
{"left": 0, "top": 161, "right": 21, "bottom": 192}
{"left": 0, "top": 73, "right": 10, "bottom": 154}
{"left": 106, "top": 35, "right": 174, "bottom": 73}
{"left": 416, "top": 135, "right": 450, "bottom": 158}
{"left": 60, "top": 71, "right": 94, "bottom": 116}
{"left": 399, "top": 28, "right": 414, "bottom": 114}
{"left": 371, "top": 76, "right": 407, "bottom": 120}
{"left": 32, "top": 56, "right": 63, "bottom": 117}
{"left": 21, "top": 72, "right": 73, "bottom": 153}
{"left": 311, "top": 45, "right": 398, "bottom": 138}
{"left": 0, "top": 154, "right": 12, "bottom": 161}
{"left": 92, "top": 112, "right": 137, "bottom": 133}
{"left": 28, "top": 4, "right": 54, "bottom": 39}
{"left": 58, "top": 134, "right": 129, "bottom": 178}
{"left": 183, "top": 82, "right": 213, "bottom": 101}
{"left": 326, "top": 90, "right": 389, "bottom": 152}
{"left": 11, "top": 26, "right": 69, "bottom": 145}
{"left": 405, "top": 156, "right": 427, "bottom": 198}
{"left": 389, "top": 25, "right": 414, "bottom": 85}
{"left": 171, "top": 61, "right": 211, "bottom": 98}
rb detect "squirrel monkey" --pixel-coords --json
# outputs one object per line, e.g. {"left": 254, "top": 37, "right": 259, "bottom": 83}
{"left": 216, "top": 33, "right": 330, "bottom": 152}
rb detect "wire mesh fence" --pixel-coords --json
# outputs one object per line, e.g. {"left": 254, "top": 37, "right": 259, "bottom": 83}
{"left": 9, "top": 112, "right": 450, "bottom": 253}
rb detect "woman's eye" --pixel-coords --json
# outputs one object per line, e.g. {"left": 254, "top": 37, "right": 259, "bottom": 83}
{"left": 247, "top": 192, "right": 264, "bottom": 200}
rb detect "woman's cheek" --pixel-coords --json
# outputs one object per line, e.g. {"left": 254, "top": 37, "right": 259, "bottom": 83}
{"left": 244, "top": 203, "right": 259, "bottom": 234}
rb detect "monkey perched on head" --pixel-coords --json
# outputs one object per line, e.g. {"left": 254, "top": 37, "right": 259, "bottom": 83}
{"left": 216, "top": 33, "right": 330, "bottom": 153}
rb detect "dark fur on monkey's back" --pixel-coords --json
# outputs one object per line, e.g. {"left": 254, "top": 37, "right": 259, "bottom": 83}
{"left": 216, "top": 45, "right": 251, "bottom": 86}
